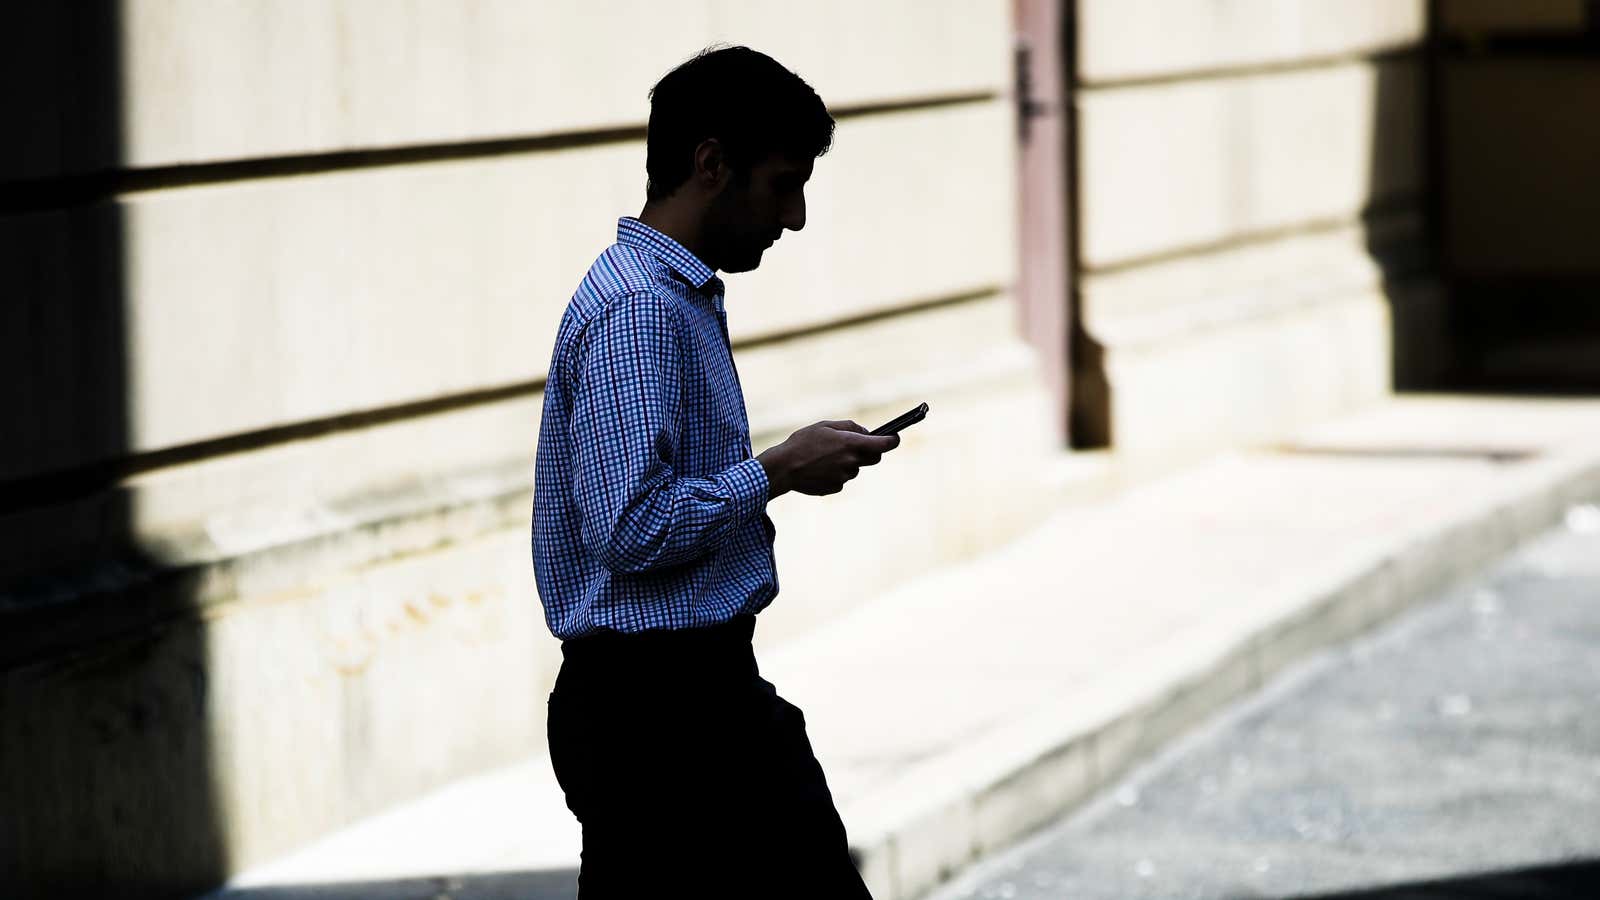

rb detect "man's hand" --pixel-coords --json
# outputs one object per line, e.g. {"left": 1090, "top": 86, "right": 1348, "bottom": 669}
{"left": 757, "top": 420, "right": 901, "bottom": 499}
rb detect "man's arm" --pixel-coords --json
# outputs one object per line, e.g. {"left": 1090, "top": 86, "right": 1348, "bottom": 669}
{"left": 570, "top": 291, "right": 768, "bottom": 575}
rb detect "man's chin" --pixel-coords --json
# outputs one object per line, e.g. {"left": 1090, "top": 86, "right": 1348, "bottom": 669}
{"left": 722, "top": 249, "right": 765, "bottom": 274}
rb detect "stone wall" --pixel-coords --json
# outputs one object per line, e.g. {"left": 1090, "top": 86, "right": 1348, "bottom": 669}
{"left": 0, "top": 2, "right": 1060, "bottom": 893}
{"left": 1071, "top": 0, "right": 1438, "bottom": 459}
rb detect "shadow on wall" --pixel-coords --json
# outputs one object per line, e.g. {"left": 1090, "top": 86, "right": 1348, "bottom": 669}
{"left": 1, "top": 3, "right": 228, "bottom": 896}
{"left": 1419, "top": 2, "right": 1600, "bottom": 394}
{"left": 1370, "top": 30, "right": 1452, "bottom": 394}
{"left": 1367, "top": 0, "right": 1600, "bottom": 397}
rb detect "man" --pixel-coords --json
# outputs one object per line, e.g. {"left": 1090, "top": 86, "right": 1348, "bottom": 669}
{"left": 532, "top": 46, "right": 898, "bottom": 898}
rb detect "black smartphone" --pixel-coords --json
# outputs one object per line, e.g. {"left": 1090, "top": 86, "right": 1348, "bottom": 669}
{"left": 869, "top": 402, "right": 929, "bottom": 437}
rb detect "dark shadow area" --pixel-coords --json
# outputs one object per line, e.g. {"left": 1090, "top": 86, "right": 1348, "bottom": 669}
{"left": 1068, "top": 315, "right": 1112, "bottom": 448}
{"left": 1, "top": 2, "right": 228, "bottom": 897}
{"left": 1280, "top": 858, "right": 1600, "bottom": 899}
{"left": 1414, "top": 4, "right": 1600, "bottom": 395}
{"left": 1367, "top": 35, "right": 1446, "bottom": 394}
{"left": 209, "top": 869, "right": 579, "bottom": 900}
{"left": 1054, "top": 1, "right": 1115, "bottom": 452}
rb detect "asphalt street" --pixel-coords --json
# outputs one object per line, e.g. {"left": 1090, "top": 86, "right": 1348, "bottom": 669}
{"left": 929, "top": 509, "right": 1600, "bottom": 900}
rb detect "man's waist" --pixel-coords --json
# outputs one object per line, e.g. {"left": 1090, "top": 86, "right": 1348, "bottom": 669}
{"left": 560, "top": 612, "right": 757, "bottom": 664}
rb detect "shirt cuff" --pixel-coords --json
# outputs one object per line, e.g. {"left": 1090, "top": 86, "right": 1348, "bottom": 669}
{"left": 721, "top": 457, "right": 771, "bottom": 523}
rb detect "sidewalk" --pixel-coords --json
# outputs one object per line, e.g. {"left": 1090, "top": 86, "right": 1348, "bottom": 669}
{"left": 927, "top": 517, "right": 1600, "bottom": 899}
{"left": 206, "top": 394, "right": 1600, "bottom": 900}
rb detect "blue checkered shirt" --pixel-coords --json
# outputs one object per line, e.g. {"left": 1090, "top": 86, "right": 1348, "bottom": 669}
{"left": 532, "top": 217, "right": 779, "bottom": 640}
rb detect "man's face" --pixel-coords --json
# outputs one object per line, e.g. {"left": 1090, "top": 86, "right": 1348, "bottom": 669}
{"left": 704, "top": 153, "right": 812, "bottom": 274}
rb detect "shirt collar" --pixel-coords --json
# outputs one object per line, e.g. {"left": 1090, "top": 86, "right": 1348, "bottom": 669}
{"left": 617, "top": 217, "right": 722, "bottom": 297}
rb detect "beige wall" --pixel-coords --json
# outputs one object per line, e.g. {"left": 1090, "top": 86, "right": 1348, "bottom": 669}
{"left": 3, "top": 2, "right": 1052, "bottom": 890}
{"left": 4, "top": 102, "right": 1015, "bottom": 484}
{"left": 1078, "top": 60, "right": 1422, "bottom": 268}
{"left": 1078, "top": 0, "right": 1425, "bottom": 84}
{"left": 5, "top": 0, "right": 1469, "bottom": 887}
{"left": 3, "top": 0, "right": 1010, "bottom": 181}
{"left": 1073, "top": 0, "right": 1434, "bottom": 458}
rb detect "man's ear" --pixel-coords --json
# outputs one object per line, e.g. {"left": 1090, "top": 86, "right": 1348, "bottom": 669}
{"left": 693, "top": 138, "right": 732, "bottom": 191}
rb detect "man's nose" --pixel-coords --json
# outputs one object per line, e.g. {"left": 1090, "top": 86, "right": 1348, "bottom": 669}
{"left": 783, "top": 196, "right": 806, "bottom": 232}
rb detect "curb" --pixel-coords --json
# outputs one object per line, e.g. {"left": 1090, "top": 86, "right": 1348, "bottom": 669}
{"left": 843, "top": 445, "right": 1600, "bottom": 900}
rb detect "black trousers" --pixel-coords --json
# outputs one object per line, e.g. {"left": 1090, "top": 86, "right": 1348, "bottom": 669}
{"left": 547, "top": 614, "right": 873, "bottom": 899}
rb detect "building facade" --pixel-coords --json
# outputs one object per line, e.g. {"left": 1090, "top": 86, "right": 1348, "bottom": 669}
{"left": 3, "top": 0, "right": 1592, "bottom": 894}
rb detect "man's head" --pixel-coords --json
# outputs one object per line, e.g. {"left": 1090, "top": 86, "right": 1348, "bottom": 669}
{"left": 644, "top": 46, "right": 835, "bottom": 274}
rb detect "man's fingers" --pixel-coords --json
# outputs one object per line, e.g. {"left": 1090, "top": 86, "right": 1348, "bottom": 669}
{"left": 841, "top": 431, "right": 900, "bottom": 452}
{"left": 820, "top": 421, "right": 904, "bottom": 453}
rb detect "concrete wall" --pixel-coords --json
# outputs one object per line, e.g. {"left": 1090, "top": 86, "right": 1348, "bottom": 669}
{"left": 11, "top": 1, "right": 1517, "bottom": 890}
{"left": 1072, "top": 0, "right": 1437, "bottom": 458}
{"left": 1, "top": 2, "right": 1060, "bottom": 893}
{"left": 3, "top": 0, "right": 1008, "bottom": 181}
{"left": 5, "top": 102, "right": 1014, "bottom": 484}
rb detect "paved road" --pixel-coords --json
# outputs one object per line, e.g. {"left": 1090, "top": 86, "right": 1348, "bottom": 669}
{"left": 929, "top": 512, "right": 1600, "bottom": 900}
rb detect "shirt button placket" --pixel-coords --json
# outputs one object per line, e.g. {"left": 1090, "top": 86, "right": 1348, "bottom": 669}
{"left": 713, "top": 293, "right": 755, "bottom": 457}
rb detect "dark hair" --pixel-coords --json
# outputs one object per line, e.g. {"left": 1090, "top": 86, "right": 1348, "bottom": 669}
{"left": 645, "top": 45, "right": 835, "bottom": 203}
